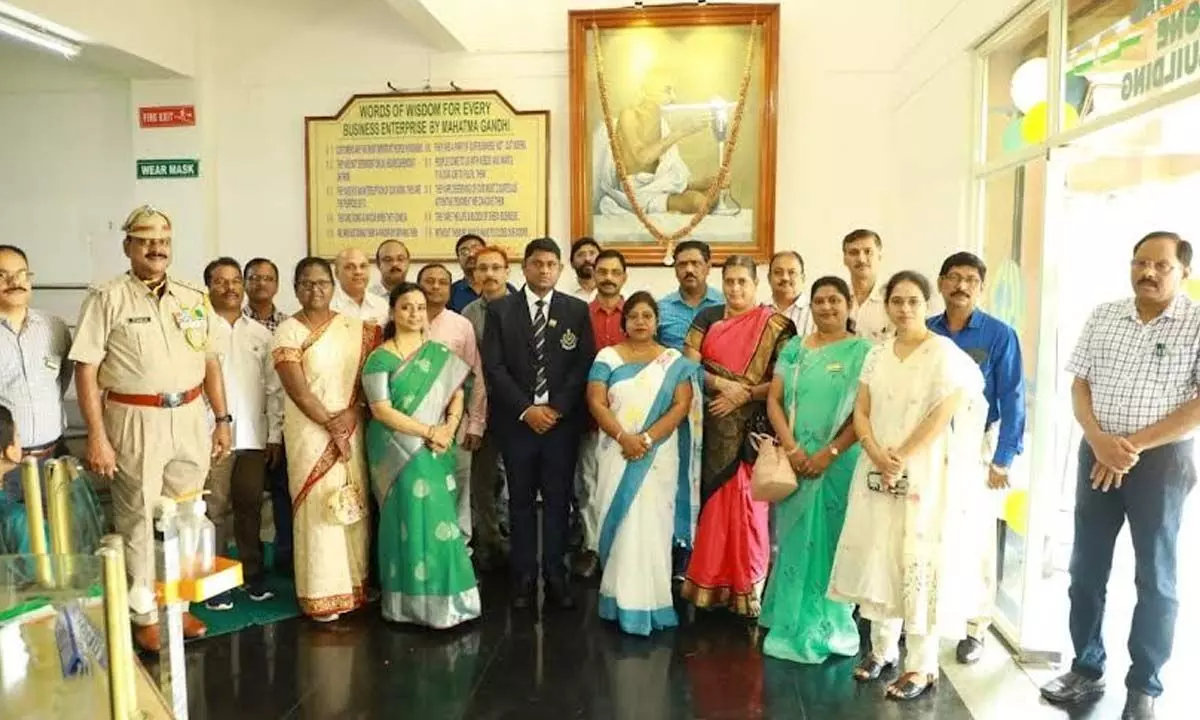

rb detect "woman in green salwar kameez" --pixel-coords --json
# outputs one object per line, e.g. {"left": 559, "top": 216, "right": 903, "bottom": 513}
{"left": 759, "top": 276, "right": 872, "bottom": 663}
{"left": 363, "top": 283, "right": 480, "bottom": 628}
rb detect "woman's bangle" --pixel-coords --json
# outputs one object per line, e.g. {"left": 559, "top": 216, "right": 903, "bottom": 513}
{"left": 615, "top": 431, "right": 625, "bottom": 442}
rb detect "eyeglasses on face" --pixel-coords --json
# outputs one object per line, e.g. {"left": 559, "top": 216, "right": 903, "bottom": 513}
{"left": 297, "top": 279, "right": 333, "bottom": 291}
{"left": 0, "top": 269, "right": 33, "bottom": 286}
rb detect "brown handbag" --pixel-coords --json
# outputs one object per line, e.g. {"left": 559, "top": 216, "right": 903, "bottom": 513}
{"left": 749, "top": 355, "right": 801, "bottom": 503}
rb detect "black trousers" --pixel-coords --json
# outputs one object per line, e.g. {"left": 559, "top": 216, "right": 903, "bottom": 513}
{"left": 499, "top": 420, "right": 582, "bottom": 583}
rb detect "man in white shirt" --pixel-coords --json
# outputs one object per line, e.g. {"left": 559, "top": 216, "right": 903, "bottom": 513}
{"left": 768, "top": 250, "right": 811, "bottom": 334}
{"left": 369, "top": 239, "right": 410, "bottom": 299}
{"left": 331, "top": 247, "right": 389, "bottom": 324}
{"left": 202, "top": 258, "right": 283, "bottom": 608}
{"left": 842, "top": 228, "right": 893, "bottom": 343}
{"left": 568, "top": 237, "right": 600, "bottom": 302}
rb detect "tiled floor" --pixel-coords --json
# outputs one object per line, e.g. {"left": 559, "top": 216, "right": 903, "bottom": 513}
{"left": 157, "top": 573, "right": 980, "bottom": 720}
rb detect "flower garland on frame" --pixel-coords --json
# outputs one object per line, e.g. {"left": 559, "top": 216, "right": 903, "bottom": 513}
{"left": 591, "top": 22, "right": 758, "bottom": 262}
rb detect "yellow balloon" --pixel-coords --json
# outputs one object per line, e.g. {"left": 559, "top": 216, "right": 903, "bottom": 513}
{"left": 1004, "top": 489, "right": 1029, "bottom": 537}
{"left": 1020, "top": 101, "right": 1081, "bottom": 144}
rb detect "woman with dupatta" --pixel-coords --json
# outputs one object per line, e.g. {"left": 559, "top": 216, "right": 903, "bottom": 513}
{"left": 273, "top": 257, "right": 378, "bottom": 621}
{"left": 587, "top": 292, "right": 702, "bottom": 636}
{"left": 680, "top": 255, "right": 796, "bottom": 616}
{"left": 828, "top": 271, "right": 989, "bottom": 701}
{"left": 759, "top": 277, "right": 872, "bottom": 663}
{"left": 362, "top": 282, "right": 480, "bottom": 628}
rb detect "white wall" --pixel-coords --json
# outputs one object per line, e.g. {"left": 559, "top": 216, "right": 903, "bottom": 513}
{"left": 0, "top": 40, "right": 135, "bottom": 285}
{"left": 0, "top": 0, "right": 1031, "bottom": 308}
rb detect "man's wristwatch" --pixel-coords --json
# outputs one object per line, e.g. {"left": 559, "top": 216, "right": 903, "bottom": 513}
{"left": 828, "top": 445, "right": 840, "bottom": 457}
{"left": 214, "top": 414, "right": 233, "bottom": 425}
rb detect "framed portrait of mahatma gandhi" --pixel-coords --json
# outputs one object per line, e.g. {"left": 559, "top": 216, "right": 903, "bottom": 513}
{"left": 568, "top": 4, "right": 779, "bottom": 266}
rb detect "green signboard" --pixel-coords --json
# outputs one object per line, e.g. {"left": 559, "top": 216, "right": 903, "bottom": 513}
{"left": 136, "top": 158, "right": 199, "bottom": 179}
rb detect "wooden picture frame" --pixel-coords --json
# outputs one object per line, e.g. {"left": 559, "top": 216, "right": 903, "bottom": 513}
{"left": 568, "top": 4, "right": 779, "bottom": 266}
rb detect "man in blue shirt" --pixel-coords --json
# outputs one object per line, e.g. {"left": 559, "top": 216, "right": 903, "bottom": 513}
{"left": 656, "top": 239, "right": 723, "bottom": 351}
{"left": 448, "top": 233, "right": 517, "bottom": 312}
{"left": 928, "top": 250, "right": 1026, "bottom": 666}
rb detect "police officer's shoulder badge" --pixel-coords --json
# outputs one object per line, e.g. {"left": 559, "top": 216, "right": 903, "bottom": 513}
{"left": 561, "top": 328, "right": 578, "bottom": 351}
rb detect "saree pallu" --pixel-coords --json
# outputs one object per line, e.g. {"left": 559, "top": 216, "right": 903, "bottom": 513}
{"left": 590, "top": 347, "right": 701, "bottom": 636}
{"left": 272, "top": 315, "right": 377, "bottom": 617}
{"left": 363, "top": 340, "right": 480, "bottom": 628}
{"left": 759, "top": 336, "right": 872, "bottom": 663}
{"left": 681, "top": 305, "right": 795, "bottom": 615}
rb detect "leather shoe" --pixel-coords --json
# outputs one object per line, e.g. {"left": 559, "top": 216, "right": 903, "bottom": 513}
{"left": 182, "top": 611, "right": 207, "bottom": 639}
{"left": 1040, "top": 671, "right": 1106, "bottom": 705}
{"left": 956, "top": 636, "right": 984, "bottom": 665}
{"left": 572, "top": 551, "right": 599, "bottom": 579}
{"left": 543, "top": 578, "right": 576, "bottom": 610}
{"left": 1121, "top": 691, "right": 1155, "bottom": 719}
{"left": 512, "top": 576, "right": 536, "bottom": 610}
{"left": 133, "top": 624, "right": 162, "bottom": 653}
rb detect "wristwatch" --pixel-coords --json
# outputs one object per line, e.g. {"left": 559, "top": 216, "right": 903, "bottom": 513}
{"left": 214, "top": 414, "right": 233, "bottom": 425}
{"left": 829, "top": 446, "right": 840, "bottom": 457}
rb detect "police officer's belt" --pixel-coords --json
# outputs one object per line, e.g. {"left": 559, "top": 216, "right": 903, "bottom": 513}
{"left": 107, "top": 385, "right": 203, "bottom": 409}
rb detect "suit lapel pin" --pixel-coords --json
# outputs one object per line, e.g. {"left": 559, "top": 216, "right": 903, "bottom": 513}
{"left": 549, "top": 318, "right": 558, "bottom": 328}
{"left": 561, "top": 328, "right": 577, "bottom": 350}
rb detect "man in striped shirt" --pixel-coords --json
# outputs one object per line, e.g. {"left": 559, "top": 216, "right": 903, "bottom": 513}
{"left": 0, "top": 245, "right": 73, "bottom": 543}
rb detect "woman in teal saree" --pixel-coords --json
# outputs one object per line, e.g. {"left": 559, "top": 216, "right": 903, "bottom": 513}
{"left": 363, "top": 283, "right": 480, "bottom": 628}
{"left": 759, "top": 276, "right": 872, "bottom": 663}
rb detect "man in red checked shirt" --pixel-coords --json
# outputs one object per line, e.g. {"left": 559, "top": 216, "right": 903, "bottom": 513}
{"left": 572, "top": 249, "right": 628, "bottom": 578}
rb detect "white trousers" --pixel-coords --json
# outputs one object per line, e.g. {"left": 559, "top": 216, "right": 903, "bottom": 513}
{"left": 455, "top": 445, "right": 473, "bottom": 550}
{"left": 870, "top": 619, "right": 940, "bottom": 677}
{"left": 574, "top": 430, "right": 601, "bottom": 553}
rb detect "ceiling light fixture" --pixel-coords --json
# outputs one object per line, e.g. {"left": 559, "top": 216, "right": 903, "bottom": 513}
{"left": 0, "top": 13, "right": 81, "bottom": 58}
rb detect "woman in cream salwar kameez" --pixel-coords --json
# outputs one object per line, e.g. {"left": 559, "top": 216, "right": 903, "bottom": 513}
{"left": 827, "top": 271, "right": 989, "bottom": 701}
{"left": 273, "top": 257, "right": 378, "bottom": 621}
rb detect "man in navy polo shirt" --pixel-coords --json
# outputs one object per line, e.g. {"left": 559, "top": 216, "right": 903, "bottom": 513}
{"left": 927, "top": 250, "right": 1027, "bottom": 666}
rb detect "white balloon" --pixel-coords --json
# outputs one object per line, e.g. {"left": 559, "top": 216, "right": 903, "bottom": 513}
{"left": 1010, "top": 57, "right": 1049, "bottom": 113}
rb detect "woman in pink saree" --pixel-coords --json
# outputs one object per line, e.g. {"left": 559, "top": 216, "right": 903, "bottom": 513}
{"left": 680, "top": 255, "right": 796, "bottom": 616}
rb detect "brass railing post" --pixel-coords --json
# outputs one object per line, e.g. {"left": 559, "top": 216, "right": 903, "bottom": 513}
{"left": 19, "top": 457, "right": 52, "bottom": 587}
{"left": 99, "top": 534, "right": 139, "bottom": 719}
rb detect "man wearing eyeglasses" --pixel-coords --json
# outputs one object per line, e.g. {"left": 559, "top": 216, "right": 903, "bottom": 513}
{"left": 927, "top": 251, "right": 1027, "bottom": 667}
{"left": 0, "top": 244, "right": 73, "bottom": 553}
{"left": 69, "top": 205, "right": 233, "bottom": 653}
{"left": 242, "top": 258, "right": 289, "bottom": 333}
{"left": 1041, "top": 232, "right": 1200, "bottom": 720}
{"left": 448, "top": 233, "right": 517, "bottom": 313}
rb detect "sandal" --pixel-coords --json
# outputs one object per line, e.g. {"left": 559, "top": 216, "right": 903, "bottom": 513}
{"left": 886, "top": 672, "right": 937, "bottom": 700}
{"left": 853, "top": 654, "right": 897, "bottom": 682}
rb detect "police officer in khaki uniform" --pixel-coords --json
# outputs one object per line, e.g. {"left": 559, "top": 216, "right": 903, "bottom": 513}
{"left": 70, "top": 205, "right": 232, "bottom": 652}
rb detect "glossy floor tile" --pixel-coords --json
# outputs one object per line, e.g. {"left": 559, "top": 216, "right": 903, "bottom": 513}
{"left": 153, "top": 572, "right": 984, "bottom": 720}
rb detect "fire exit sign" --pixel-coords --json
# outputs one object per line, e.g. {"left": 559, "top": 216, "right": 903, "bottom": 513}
{"left": 136, "top": 158, "right": 199, "bottom": 179}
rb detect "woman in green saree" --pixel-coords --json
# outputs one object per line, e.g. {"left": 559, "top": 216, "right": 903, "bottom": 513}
{"left": 758, "top": 276, "right": 872, "bottom": 663}
{"left": 363, "top": 283, "right": 480, "bottom": 628}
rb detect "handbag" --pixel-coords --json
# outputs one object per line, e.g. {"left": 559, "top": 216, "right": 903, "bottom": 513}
{"left": 749, "top": 354, "right": 802, "bottom": 503}
{"left": 749, "top": 432, "right": 798, "bottom": 502}
{"left": 326, "top": 481, "right": 367, "bottom": 526}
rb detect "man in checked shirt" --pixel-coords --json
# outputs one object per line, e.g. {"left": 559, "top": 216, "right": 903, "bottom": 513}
{"left": 1040, "top": 232, "right": 1200, "bottom": 720}
{"left": 0, "top": 244, "right": 73, "bottom": 553}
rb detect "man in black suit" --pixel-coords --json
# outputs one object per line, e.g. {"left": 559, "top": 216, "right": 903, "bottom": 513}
{"left": 483, "top": 238, "right": 596, "bottom": 610}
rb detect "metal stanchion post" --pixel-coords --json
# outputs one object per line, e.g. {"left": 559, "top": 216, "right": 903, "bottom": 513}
{"left": 99, "top": 534, "right": 139, "bottom": 720}
{"left": 153, "top": 498, "right": 188, "bottom": 720}
{"left": 45, "top": 459, "right": 75, "bottom": 582}
{"left": 19, "top": 457, "right": 52, "bottom": 587}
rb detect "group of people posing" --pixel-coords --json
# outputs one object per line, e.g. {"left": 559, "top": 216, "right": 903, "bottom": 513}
{"left": 0, "top": 211, "right": 1192, "bottom": 717}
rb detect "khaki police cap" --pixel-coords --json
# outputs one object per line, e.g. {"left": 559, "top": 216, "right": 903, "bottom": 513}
{"left": 121, "top": 205, "right": 172, "bottom": 241}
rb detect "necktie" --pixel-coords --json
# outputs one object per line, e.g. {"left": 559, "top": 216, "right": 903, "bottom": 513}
{"left": 533, "top": 299, "right": 548, "bottom": 399}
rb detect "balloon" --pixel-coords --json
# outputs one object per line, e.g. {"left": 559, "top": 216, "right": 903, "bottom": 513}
{"left": 1062, "top": 103, "right": 1081, "bottom": 130}
{"left": 1001, "top": 116, "right": 1024, "bottom": 153}
{"left": 1004, "top": 489, "right": 1029, "bottom": 537}
{"left": 1011, "top": 58, "right": 1049, "bottom": 113}
{"left": 1020, "top": 102, "right": 1050, "bottom": 143}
